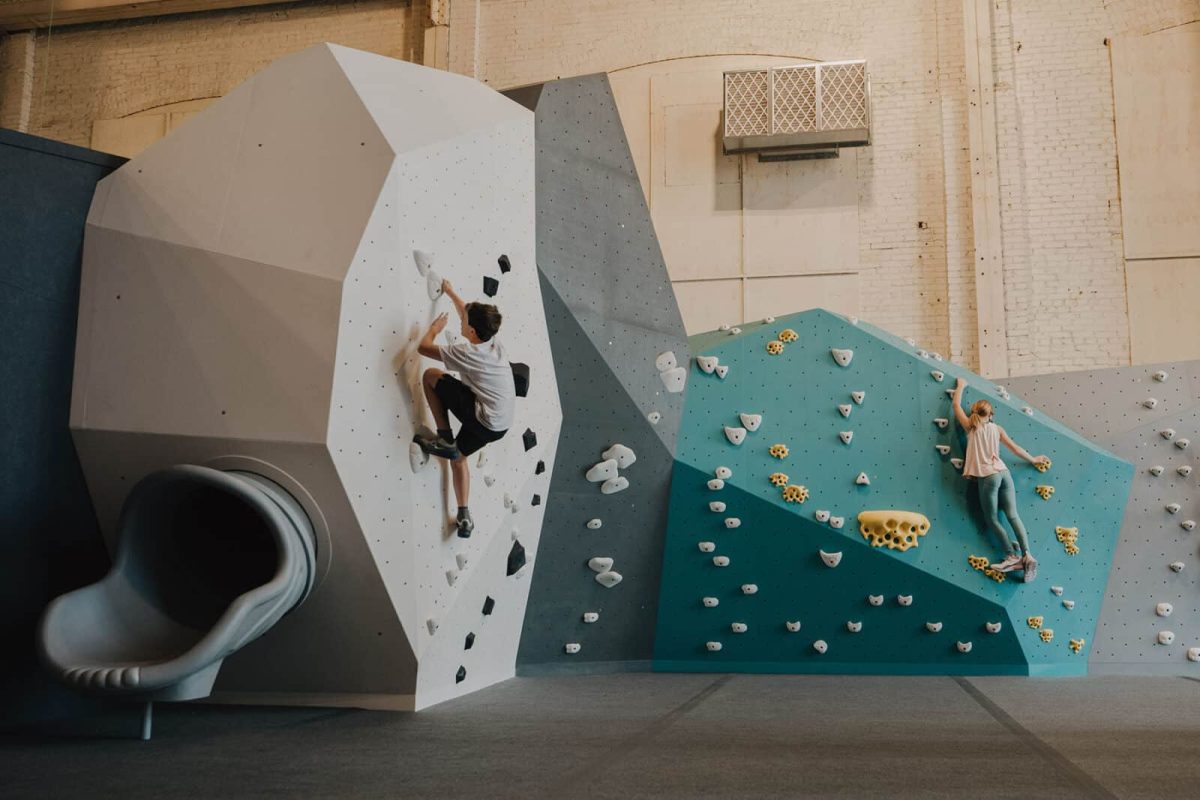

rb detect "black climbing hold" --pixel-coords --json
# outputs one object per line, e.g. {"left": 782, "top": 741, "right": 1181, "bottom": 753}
{"left": 511, "top": 362, "right": 530, "bottom": 397}
{"left": 507, "top": 540, "right": 527, "bottom": 576}
{"left": 456, "top": 665, "right": 466, "bottom": 684}
{"left": 535, "top": 460, "right": 545, "bottom": 475}
{"left": 532, "top": 494, "right": 541, "bottom": 506}
{"left": 482, "top": 596, "right": 496, "bottom": 615}
{"left": 498, "top": 254, "right": 511, "bottom": 274}
{"left": 522, "top": 428, "right": 537, "bottom": 451}
{"left": 483, "top": 276, "right": 499, "bottom": 297}
{"left": 464, "top": 632, "right": 476, "bottom": 650}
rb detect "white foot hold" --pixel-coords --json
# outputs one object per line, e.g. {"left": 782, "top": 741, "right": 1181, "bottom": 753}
{"left": 588, "top": 556, "right": 614, "bottom": 573}
{"left": 724, "top": 426, "right": 748, "bottom": 445}
{"left": 426, "top": 269, "right": 444, "bottom": 301}
{"left": 896, "top": 594, "right": 913, "bottom": 606}
{"left": 1158, "top": 630, "right": 1176, "bottom": 645}
{"left": 583, "top": 612, "right": 599, "bottom": 623}
{"left": 647, "top": 411, "right": 662, "bottom": 425}
{"left": 831, "top": 348, "right": 854, "bottom": 367}
{"left": 957, "top": 641, "right": 973, "bottom": 653}
{"left": 601, "top": 476, "right": 629, "bottom": 495}
{"left": 655, "top": 351, "right": 677, "bottom": 372}
{"left": 829, "top": 516, "right": 845, "bottom": 529}
{"left": 739, "top": 412, "right": 763, "bottom": 432}
{"left": 819, "top": 550, "right": 843, "bottom": 568}
{"left": 698, "top": 542, "right": 715, "bottom": 553}
{"left": 869, "top": 595, "right": 884, "bottom": 606}
{"left": 786, "top": 620, "right": 801, "bottom": 632}
{"left": 602, "top": 443, "right": 637, "bottom": 469}
{"left": 851, "top": 390, "right": 866, "bottom": 405}
{"left": 564, "top": 643, "right": 581, "bottom": 654}
{"left": 587, "top": 518, "right": 603, "bottom": 529}
{"left": 741, "top": 584, "right": 758, "bottom": 595}
{"left": 585, "top": 459, "right": 618, "bottom": 483}
{"left": 839, "top": 431, "right": 854, "bottom": 445}
{"left": 731, "top": 622, "right": 748, "bottom": 633}
{"left": 926, "top": 621, "right": 943, "bottom": 633}
{"left": 846, "top": 621, "right": 863, "bottom": 633}
{"left": 715, "top": 466, "right": 733, "bottom": 479}
{"left": 696, "top": 355, "right": 718, "bottom": 374}
{"left": 659, "top": 367, "right": 687, "bottom": 393}
{"left": 855, "top": 472, "right": 870, "bottom": 486}
{"left": 706, "top": 641, "right": 723, "bottom": 651}
{"left": 703, "top": 597, "right": 719, "bottom": 607}
{"left": 715, "top": 364, "right": 730, "bottom": 379}
{"left": 986, "top": 622, "right": 1002, "bottom": 634}
{"left": 813, "top": 640, "right": 829, "bottom": 654}
{"left": 595, "top": 570, "right": 623, "bottom": 588}
{"left": 412, "top": 249, "right": 433, "bottom": 277}
{"left": 838, "top": 404, "right": 853, "bottom": 418}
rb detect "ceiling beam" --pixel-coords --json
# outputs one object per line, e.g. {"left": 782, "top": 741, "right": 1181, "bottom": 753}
{"left": 0, "top": 1, "right": 306, "bottom": 32}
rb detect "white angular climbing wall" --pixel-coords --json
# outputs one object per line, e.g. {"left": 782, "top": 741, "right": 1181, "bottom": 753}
{"left": 71, "top": 43, "right": 560, "bottom": 710}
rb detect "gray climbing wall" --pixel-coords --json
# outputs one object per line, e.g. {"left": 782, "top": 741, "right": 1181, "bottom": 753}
{"left": 511, "top": 74, "right": 690, "bottom": 670}
{"left": 1006, "top": 362, "right": 1200, "bottom": 673}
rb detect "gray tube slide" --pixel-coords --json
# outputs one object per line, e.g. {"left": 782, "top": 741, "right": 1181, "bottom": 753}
{"left": 38, "top": 465, "right": 316, "bottom": 701}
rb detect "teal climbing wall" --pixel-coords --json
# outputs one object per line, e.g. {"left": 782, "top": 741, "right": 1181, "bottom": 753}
{"left": 653, "top": 309, "right": 1133, "bottom": 676}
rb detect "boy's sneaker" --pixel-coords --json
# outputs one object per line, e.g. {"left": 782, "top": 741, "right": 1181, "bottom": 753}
{"left": 990, "top": 553, "right": 1024, "bottom": 573}
{"left": 1022, "top": 555, "right": 1038, "bottom": 583}
{"left": 456, "top": 509, "right": 474, "bottom": 539}
{"left": 414, "top": 433, "right": 459, "bottom": 460}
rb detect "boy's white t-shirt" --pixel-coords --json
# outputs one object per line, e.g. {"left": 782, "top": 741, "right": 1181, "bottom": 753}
{"left": 439, "top": 337, "right": 516, "bottom": 432}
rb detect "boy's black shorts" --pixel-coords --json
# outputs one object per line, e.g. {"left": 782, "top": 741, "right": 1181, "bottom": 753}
{"left": 435, "top": 374, "right": 507, "bottom": 457}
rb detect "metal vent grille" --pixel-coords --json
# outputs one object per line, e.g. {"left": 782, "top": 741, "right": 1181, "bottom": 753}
{"left": 723, "top": 60, "right": 870, "bottom": 153}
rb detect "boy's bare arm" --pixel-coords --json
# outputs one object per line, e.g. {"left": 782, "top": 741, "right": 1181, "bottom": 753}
{"left": 442, "top": 280, "right": 468, "bottom": 324}
{"left": 417, "top": 313, "right": 449, "bottom": 360}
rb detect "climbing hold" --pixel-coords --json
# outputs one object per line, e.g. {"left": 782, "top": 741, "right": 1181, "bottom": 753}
{"left": 906, "top": 337, "right": 917, "bottom": 347}
{"left": 1153, "top": 370, "right": 1168, "bottom": 382}
{"left": 647, "top": 411, "right": 662, "bottom": 425}
{"left": 523, "top": 428, "right": 538, "bottom": 451}
{"left": 724, "top": 518, "right": 741, "bottom": 529}
{"left": 830, "top": 348, "right": 854, "bottom": 367}
{"left": 1158, "top": 630, "right": 1176, "bottom": 645}
{"left": 706, "top": 642, "right": 723, "bottom": 651}
{"left": 724, "top": 426, "right": 748, "bottom": 446}
{"left": 659, "top": 366, "right": 687, "bottom": 393}
{"left": 715, "top": 466, "right": 733, "bottom": 479}
{"left": 497, "top": 254, "right": 511, "bottom": 274}
{"left": 1170, "top": 561, "right": 1185, "bottom": 573}
{"left": 917, "top": 349, "right": 929, "bottom": 358}
{"left": 1055, "top": 526, "right": 1080, "bottom": 555}
{"left": 1178, "top": 465, "right": 1193, "bottom": 477}
{"left": 766, "top": 340, "right": 785, "bottom": 355}
{"left": 786, "top": 621, "right": 801, "bottom": 632}
{"left": 1039, "top": 629, "right": 1054, "bottom": 643}
{"left": 456, "top": 665, "right": 467, "bottom": 683}
{"left": 595, "top": 571, "right": 623, "bottom": 588}
{"left": 768, "top": 443, "right": 790, "bottom": 459}
{"left": 945, "top": 389, "right": 956, "bottom": 397}
{"left": 957, "top": 641, "right": 973, "bottom": 653}
{"left": 986, "top": 622, "right": 1002, "bottom": 634}
{"left": 813, "top": 640, "right": 829, "bottom": 654}
{"left": 764, "top": 316, "right": 776, "bottom": 323}
{"left": 600, "top": 476, "right": 629, "bottom": 495}
{"left": 933, "top": 418, "right": 949, "bottom": 429}
{"left": 587, "top": 556, "right": 613, "bottom": 574}
{"left": 739, "top": 412, "right": 763, "bottom": 432}
{"left": 838, "top": 404, "right": 853, "bottom": 418}
{"left": 503, "top": 493, "right": 519, "bottom": 512}
{"left": 931, "top": 352, "right": 944, "bottom": 361}
{"left": 815, "top": 509, "right": 831, "bottom": 522}
{"left": 696, "top": 355, "right": 718, "bottom": 374}
{"left": 412, "top": 249, "right": 433, "bottom": 277}
{"left": 1161, "top": 428, "right": 1177, "bottom": 440}
{"left": 1034, "top": 458, "right": 1051, "bottom": 473}
{"left": 1051, "top": 585, "right": 1064, "bottom": 596}
{"left": 968, "top": 554, "right": 1007, "bottom": 583}
{"left": 1188, "top": 647, "right": 1200, "bottom": 662}
{"left": 1183, "top": 520, "right": 1196, "bottom": 531}
{"left": 769, "top": 472, "right": 789, "bottom": 488}
{"left": 482, "top": 597, "right": 495, "bottom": 615}
{"left": 456, "top": 553, "right": 469, "bottom": 570}
{"left": 846, "top": 621, "right": 863, "bottom": 633}
{"left": 839, "top": 431, "right": 854, "bottom": 445}
{"left": 926, "top": 622, "right": 943, "bottom": 633}
{"left": 851, "top": 390, "right": 866, "bottom": 405}
{"left": 1143, "top": 398, "right": 1159, "bottom": 409}
{"left": 782, "top": 484, "right": 809, "bottom": 503}
{"left": 1069, "top": 639, "right": 1085, "bottom": 654}
{"left": 464, "top": 632, "right": 475, "bottom": 650}
{"left": 931, "top": 370, "right": 944, "bottom": 382}
{"left": 741, "top": 584, "right": 759, "bottom": 595}
{"left": 715, "top": 364, "right": 730, "bottom": 379}
{"left": 1177, "top": 438, "right": 1191, "bottom": 449}
{"left": 858, "top": 511, "right": 931, "bottom": 551}
{"left": 585, "top": 459, "right": 619, "bottom": 482}
{"left": 819, "top": 550, "right": 843, "bottom": 568}
{"left": 1062, "top": 599, "right": 1075, "bottom": 610}
{"left": 655, "top": 351, "right": 677, "bottom": 372}
{"left": 1027, "top": 616, "right": 1044, "bottom": 629}
{"left": 719, "top": 324, "right": 731, "bottom": 331}
{"left": 535, "top": 460, "right": 545, "bottom": 475}
{"left": 427, "top": 618, "right": 439, "bottom": 635}
{"left": 445, "top": 569, "right": 459, "bottom": 587}
{"left": 950, "top": 458, "right": 964, "bottom": 470}
{"left": 1035, "top": 485, "right": 1054, "bottom": 500}
{"left": 778, "top": 329, "right": 799, "bottom": 343}
{"left": 1022, "top": 407, "right": 1034, "bottom": 416}
{"left": 603, "top": 443, "right": 637, "bottom": 469}
{"left": 531, "top": 494, "right": 542, "bottom": 507}
{"left": 482, "top": 276, "right": 500, "bottom": 298}
{"left": 408, "top": 441, "right": 430, "bottom": 473}
{"left": 708, "top": 479, "right": 725, "bottom": 491}
{"left": 426, "top": 269, "right": 445, "bottom": 301}
{"left": 935, "top": 444, "right": 950, "bottom": 455}
{"left": 709, "top": 501, "right": 727, "bottom": 512}
{"left": 703, "top": 597, "right": 719, "bottom": 608}
{"left": 1157, "top": 602, "right": 1174, "bottom": 617}
{"left": 1150, "top": 465, "right": 1165, "bottom": 476}
{"left": 829, "top": 516, "right": 845, "bottom": 529}
{"left": 713, "top": 556, "right": 730, "bottom": 567}
{"left": 897, "top": 595, "right": 913, "bottom": 607}
{"left": 587, "top": 518, "right": 602, "bottom": 530}
{"left": 507, "top": 540, "right": 527, "bottom": 576}
{"left": 1166, "top": 503, "right": 1181, "bottom": 514}
{"left": 855, "top": 472, "right": 870, "bottom": 486}
{"left": 731, "top": 622, "right": 748, "bottom": 633}
{"left": 564, "top": 643, "right": 581, "bottom": 655}
{"left": 868, "top": 595, "right": 884, "bottom": 606}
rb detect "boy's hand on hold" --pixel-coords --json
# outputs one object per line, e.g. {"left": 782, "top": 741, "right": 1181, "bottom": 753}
{"left": 441, "top": 279, "right": 454, "bottom": 297}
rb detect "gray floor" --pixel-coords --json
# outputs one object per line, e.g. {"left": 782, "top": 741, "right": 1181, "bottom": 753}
{"left": 5, "top": 673, "right": 1200, "bottom": 799}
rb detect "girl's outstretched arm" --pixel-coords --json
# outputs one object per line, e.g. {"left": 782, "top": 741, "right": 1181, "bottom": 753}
{"left": 999, "top": 427, "right": 1048, "bottom": 467}
{"left": 952, "top": 377, "right": 971, "bottom": 429}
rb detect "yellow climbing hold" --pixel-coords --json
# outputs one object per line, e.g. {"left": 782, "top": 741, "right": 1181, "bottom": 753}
{"left": 968, "top": 554, "right": 1006, "bottom": 583}
{"left": 1055, "top": 526, "right": 1080, "bottom": 556}
{"left": 766, "top": 340, "right": 784, "bottom": 355}
{"left": 769, "top": 443, "right": 790, "bottom": 459}
{"left": 1040, "top": 628, "right": 1054, "bottom": 643}
{"left": 857, "top": 510, "right": 931, "bottom": 552}
{"left": 1035, "top": 485, "right": 1054, "bottom": 500}
{"left": 1034, "top": 458, "right": 1052, "bottom": 473}
{"left": 1069, "top": 638, "right": 1085, "bottom": 654}
{"left": 778, "top": 329, "right": 798, "bottom": 343}
{"left": 782, "top": 484, "right": 809, "bottom": 504}
{"left": 768, "top": 472, "right": 789, "bottom": 487}
{"left": 1027, "top": 616, "right": 1044, "bottom": 629}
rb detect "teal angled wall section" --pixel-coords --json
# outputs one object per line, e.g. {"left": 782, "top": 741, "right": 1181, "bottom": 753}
{"left": 653, "top": 310, "right": 1133, "bottom": 676}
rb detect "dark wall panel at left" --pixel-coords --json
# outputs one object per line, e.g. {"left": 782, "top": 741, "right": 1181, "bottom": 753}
{"left": 0, "top": 129, "right": 124, "bottom": 725}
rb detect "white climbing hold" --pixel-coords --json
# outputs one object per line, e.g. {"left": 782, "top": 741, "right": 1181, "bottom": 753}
{"left": 408, "top": 442, "right": 429, "bottom": 473}
{"left": 945, "top": 389, "right": 956, "bottom": 397}
{"left": 931, "top": 370, "right": 944, "bottom": 382}
{"left": 868, "top": 595, "right": 884, "bottom": 607}
{"left": 647, "top": 411, "right": 662, "bottom": 425}
{"left": 1161, "top": 428, "right": 1177, "bottom": 440}
{"left": 725, "top": 518, "right": 741, "bottom": 529}
{"left": 739, "top": 412, "right": 763, "bottom": 432}
{"left": 586, "top": 459, "right": 618, "bottom": 482}
{"left": 603, "top": 443, "right": 637, "bottom": 469}
{"left": 708, "top": 479, "right": 725, "bottom": 491}
{"left": 426, "top": 269, "right": 445, "bottom": 301}
{"left": 839, "top": 431, "right": 854, "bottom": 445}
{"left": 1189, "top": 647, "right": 1200, "bottom": 663}
{"left": 741, "top": 584, "right": 758, "bottom": 595}
{"left": 1022, "top": 407, "right": 1034, "bottom": 416}
{"left": 848, "top": 315, "right": 859, "bottom": 325}
{"left": 1159, "top": 602, "right": 1176, "bottom": 617}
{"left": 831, "top": 348, "right": 854, "bottom": 367}
{"left": 713, "top": 555, "right": 730, "bottom": 567}
{"left": 851, "top": 391, "right": 866, "bottom": 405}
{"left": 1158, "top": 630, "right": 1176, "bottom": 645}
{"left": 1051, "top": 585, "right": 1064, "bottom": 596}
{"left": 855, "top": 472, "right": 870, "bottom": 486}
{"left": 655, "top": 351, "right": 677, "bottom": 372}
{"left": 426, "top": 618, "right": 439, "bottom": 636}
{"left": 1153, "top": 370, "right": 1169, "bottom": 382}
{"left": 1183, "top": 520, "right": 1196, "bottom": 531}
{"left": 897, "top": 594, "right": 913, "bottom": 607}
{"left": 595, "top": 571, "right": 623, "bottom": 588}
{"left": 829, "top": 516, "right": 845, "bottom": 529}
{"left": 730, "top": 327, "right": 742, "bottom": 335}
{"left": 935, "top": 444, "right": 951, "bottom": 455}
{"left": 1150, "top": 465, "right": 1165, "bottom": 476}
{"left": 986, "top": 622, "right": 1002, "bottom": 634}
{"left": 703, "top": 597, "right": 719, "bottom": 608}
{"left": 950, "top": 458, "right": 964, "bottom": 469}
{"left": 846, "top": 621, "right": 863, "bottom": 633}
{"left": 1166, "top": 503, "right": 1181, "bottom": 514}
{"left": 731, "top": 622, "right": 748, "bottom": 633}
{"left": 709, "top": 501, "right": 726, "bottom": 513}
{"left": 503, "top": 493, "right": 518, "bottom": 511}
{"left": 587, "top": 518, "right": 602, "bottom": 530}
{"left": 445, "top": 569, "right": 459, "bottom": 587}
{"left": 1178, "top": 465, "right": 1193, "bottom": 477}
{"left": 764, "top": 316, "right": 776, "bottom": 323}
{"left": 588, "top": 557, "right": 614, "bottom": 573}
{"left": 1177, "top": 438, "right": 1191, "bottom": 449}
{"left": 931, "top": 352, "right": 944, "bottom": 361}
{"left": 1170, "top": 561, "right": 1186, "bottom": 573}
{"left": 696, "top": 355, "right": 718, "bottom": 374}
{"left": 583, "top": 612, "right": 599, "bottom": 623}
{"left": 706, "top": 641, "right": 723, "bottom": 652}
{"left": 724, "top": 426, "right": 748, "bottom": 446}
{"left": 786, "top": 620, "right": 802, "bottom": 632}
{"left": 600, "top": 476, "right": 629, "bottom": 495}
{"left": 917, "top": 349, "right": 929, "bottom": 358}
{"left": 838, "top": 404, "right": 853, "bottom": 418}
{"left": 659, "top": 367, "right": 687, "bottom": 393}
{"left": 1062, "top": 599, "right": 1075, "bottom": 610}
{"left": 934, "top": 418, "right": 949, "bottom": 429}
{"left": 719, "top": 323, "right": 731, "bottom": 331}
{"left": 813, "top": 640, "right": 829, "bottom": 654}
{"left": 957, "top": 641, "right": 973, "bottom": 653}
{"left": 412, "top": 249, "right": 433, "bottom": 277}
{"left": 715, "top": 364, "right": 730, "bottom": 379}
{"left": 814, "top": 509, "right": 831, "bottom": 522}
{"left": 698, "top": 542, "right": 716, "bottom": 553}
{"left": 906, "top": 337, "right": 917, "bottom": 347}
{"left": 715, "top": 466, "right": 733, "bottom": 479}
{"left": 926, "top": 622, "right": 943, "bottom": 633}
{"left": 1143, "top": 398, "right": 1159, "bottom": 409}
{"left": 819, "top": 550, "right": 843, "bottom": 568}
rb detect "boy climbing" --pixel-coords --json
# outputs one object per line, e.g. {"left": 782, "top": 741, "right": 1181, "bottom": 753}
{"left": 415, "top": 279, "right": 514, "bottom": 537}
{"left": 952, "top": 377, "right": 1050, "bottom": 583}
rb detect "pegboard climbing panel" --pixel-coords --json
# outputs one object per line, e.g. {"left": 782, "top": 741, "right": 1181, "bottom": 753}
{"left": 652, "top": 310, "right": 1132, "bottom": 676}
{"left": 71, "top": 44, "right": 561, "bottom": 710}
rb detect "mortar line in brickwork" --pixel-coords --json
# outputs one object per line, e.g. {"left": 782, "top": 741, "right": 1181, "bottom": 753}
{"left": 952, "top": 677, "right": 1119, "bottom": 800}
{"left": 539, "top": 674, "right": 733, "bottom": 797}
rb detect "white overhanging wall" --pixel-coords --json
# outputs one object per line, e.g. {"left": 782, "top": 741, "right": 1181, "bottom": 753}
{"left": 71, "top": 43, "right": 561, "bottom": 710}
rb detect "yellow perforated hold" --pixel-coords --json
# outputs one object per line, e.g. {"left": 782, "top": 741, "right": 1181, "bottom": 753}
{"left": 968, "top": 555, "right": 1006, "bottom": 583}
{"left": 1034, "top": 458, "right": 1052, "bottom": 473}
{"left": 1027, "top": 616, "right": 1044, "bottom": 629}
{"left": 1069, "top": 638, "right": 1085, "bottom": 654}
{"left": 766, "top": 340, "right": 784, "bottom": 355}
{"left": 857, "top": 510, "right": 931, "bottom": 552}
{"left": 769, "top": 472, "right": 789, "bottom": 487}
{"left": 778, "top": 329, "right": 799, "bottom": 343}
{"left": 769, "top": 443, "right": 790, "bottom": 459}
{"left": 782, "top": 484, "right": 809, "bottom": 504}
{"left": 1040, "top": 628, "right": 1054, "bottom": 643}
{"left": 1035, "top": 485, "right": 1054, "bottom": 500}
{"left": 1055, "top": 526, "right": 1080, "bottom": 556}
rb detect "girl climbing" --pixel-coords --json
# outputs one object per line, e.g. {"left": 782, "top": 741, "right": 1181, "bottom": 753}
{"left": 952, "top": 377, "right": 1049, "bottom": 582}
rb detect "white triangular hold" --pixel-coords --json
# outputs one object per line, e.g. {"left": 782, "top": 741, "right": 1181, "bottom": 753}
{"left": 838, "top": 404, "right": 853, "bottom": 418}
{"left": 426, "top": 618, "right": 438, "bottom": 636}
{"left": 935, "top": 444, "right": 950, "bottom": 455}
{"left": 585, "top": 459, "right": 618, "bottom": 482}
{"left": 855, "top": 472, "right": 870, "bottom": 485}
{"left": 851, "top": 390, "right": 865, "bottom": 405}
{"left": 426, "top": 268, "right": 444, "bottom": 301}
{"left": 739, "top": 412, "right": 762, "bottom": 432}
{"left": 696, "top": 355, "right": 718, "bottom": 374}
{"left": 456, "top": 553, "right": 469, "bottom": 570}
{"left": 934, "top": 418, "right": 949, "bottom": 429}
{"left": 819, "top": 550, "right": 843, "bottom": 568}
{"left": 601, "top": 476, "right": 630, "bottom": 495}
{"left": 715, "top": 364, "right": 729, "bottom": 379}
{"left": 724, "top": 426, "right": 747, "bottom": 445}
{"left": 659, "top": 366, "right": 687, "bottom": 393}
{"left": 595, "top": 570, "right": 623, "bottom": 588}
{"left": 647, "top": 411, "right": 662, "bottom": 424}
{"left": 445, "top": 569, "right": 459, "bottom": 587}
{"left": 602, "top": 443, "right": 637, "bottom": 469}
{"left": 409, "top": 441, "right": 429, "bottom": 473}
{"left": 950, "top": 458, "right": 964, "bottom": 469}
{"left": 413, "top": 249, "right": 433, "bottom": 277}
{"left": 483, "top": 474, "right": 496, "bottom": 487}
{"left": 831, "top": 348, "right": 854, "bottom": 367}
{"left": 931, "top": 370, "right": 944, "bottom": 382}
{"left": 588, "top": 556, "right": 614, "bottom": 573}
{"left": 839, "top": 431, "right": 854, "bottom": 445}
{"left": 655, "top": 351, "right": 677, "bottom": 372}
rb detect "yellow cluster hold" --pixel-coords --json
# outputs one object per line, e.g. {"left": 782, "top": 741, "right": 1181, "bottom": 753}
{"left": 857, "top": 510, "right": 931, "bottom": 552}
{"left": 769, "top": 443, "right": 790, "bottom": 459}
{"left": 1069, "top": 638, "right": 1085, "bottom": 654}
{"left": 1034, "top": 458, "right": 1052, "bottom": 473}
{"left": 1055, "top": 526, "right": 1080, "bottom": 555}
{"left": 782, "top": 484, "right": 809, "bottom": 504}
{"left": 778, "top": 329, "right": 799, "bottom": 343}
{"left": 766, "top": 340, "right": 784, "bottom": 355}
{"left": 1027, "top": 616, "right": 1044, "bottom": 629}
{"left": 768, "top": 472, "right": 789, "bottom": 487}
{"left": 1035, "top": 485, "right": 1055, "bottom": 500}
{"left": 968, "top": 555, "right": 1006, "bottom": 583}
{"left": 1040, "top": 628, "right": 1054, "bottom": 643}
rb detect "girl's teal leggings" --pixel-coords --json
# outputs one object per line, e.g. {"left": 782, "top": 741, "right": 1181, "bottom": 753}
{"left": 978, "top": 470, "right": 1030, "bottom": 555}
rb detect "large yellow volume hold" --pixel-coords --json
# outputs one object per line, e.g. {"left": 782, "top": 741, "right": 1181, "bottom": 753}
{"left": 857, "top": 510, "right": 931, "bottom": 552}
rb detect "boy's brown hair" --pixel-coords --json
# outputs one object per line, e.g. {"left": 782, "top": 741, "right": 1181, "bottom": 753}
{"left": 466, "top": 302, "right": 503, "bottom": 342}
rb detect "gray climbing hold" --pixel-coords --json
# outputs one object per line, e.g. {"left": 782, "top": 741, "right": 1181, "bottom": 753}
{"left": 1177, "top": 465, "right": 1192, "bottom": 477}
{"left": 1166, "top": 503, "right": 1181, "bottom": 514}
{"left": 1182, "top": 520, "right": 1196, "bottom": 531}
{"left": 1161, "top": 428, "right": 1176, "bottom": 440}
{"left": 426, "top": 618, "right": 439, "bottom": 635}
{"left": 413, "top": 249, "right": 433, "bottom": 277}
{"left": 456, "top": 553, "right": 469, "bottom": 570}
{"left": 1170, "top": 561, "right": 1185, "bottom": 573}
{"left": 1150, "top": 465, "right": 1165, "bottom": 476}
{"left": 426, "top": 269, "right": 444, "bottom": 301}
{"left": 655, "top": 351, "right": 677, "bottom": 372}
{"left": 1143, "top": 398, "right": 1159, "bottom": 409}
{"left": 445, "top": 569, "right": 459, "bottom": 587}
{"left": 1177, "top": 438, "right": 1191, "bottom": 449}
{"left": 1153, "top": 370, "right": 1168, "bottom": 382}
{"left": 659, "top": 367, "right": 687, "bottom": 393}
